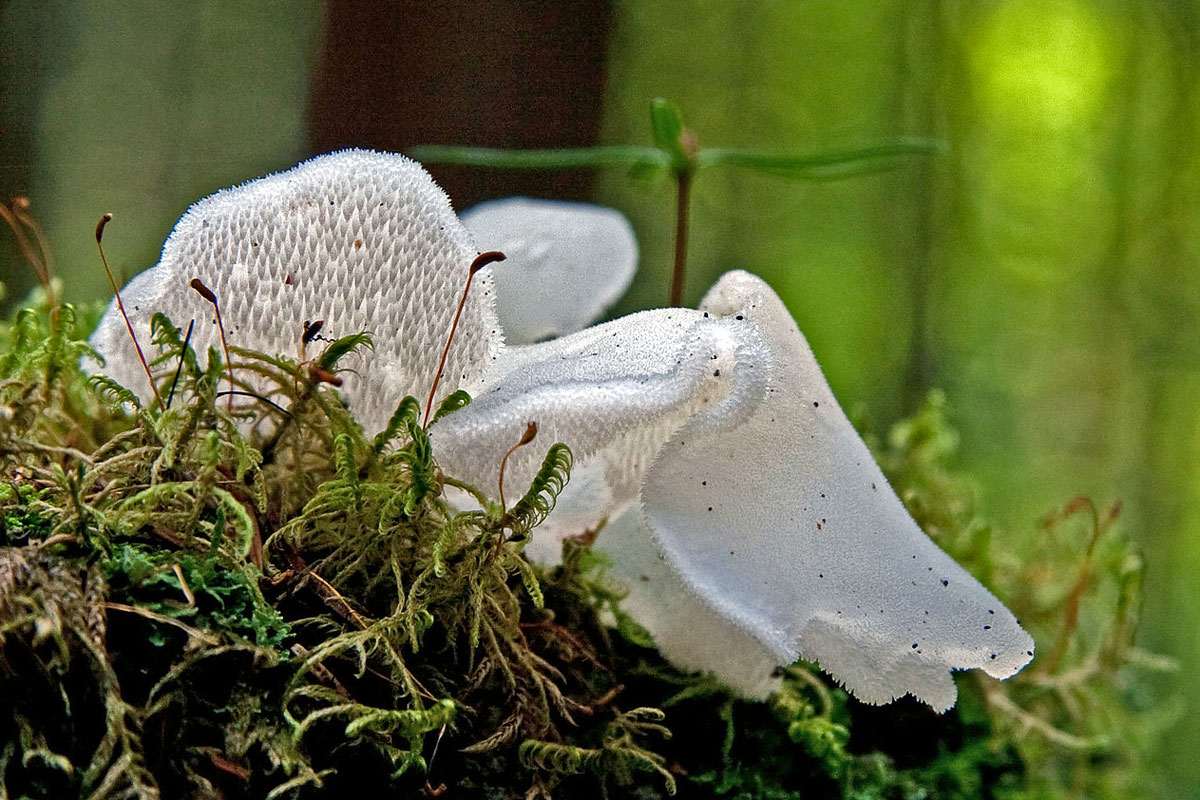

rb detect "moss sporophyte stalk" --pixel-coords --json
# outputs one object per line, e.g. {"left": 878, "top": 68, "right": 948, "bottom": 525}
{"left": 0, "top": 149, "right": 1170, "bottom": 798}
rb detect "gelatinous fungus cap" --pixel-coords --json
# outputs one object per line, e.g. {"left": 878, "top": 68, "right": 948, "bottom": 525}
{"left": 463, "top": 197, "right": 636, "bottom": 345}
{"left": 92, "top": 149, "right": 1034, "bottom": 711}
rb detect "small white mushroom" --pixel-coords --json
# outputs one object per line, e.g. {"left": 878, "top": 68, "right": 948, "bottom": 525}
{"left": 91, "top": 150, "right": 1034, "bottom": 710}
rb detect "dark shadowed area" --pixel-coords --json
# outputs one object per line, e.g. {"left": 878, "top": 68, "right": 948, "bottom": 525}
{"left": 310, "top": 0, "right": 614, "bottom": 208}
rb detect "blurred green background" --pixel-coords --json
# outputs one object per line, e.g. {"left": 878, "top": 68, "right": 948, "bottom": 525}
{"left": 1, "top": 1, "right": 1196, "bottom": 794}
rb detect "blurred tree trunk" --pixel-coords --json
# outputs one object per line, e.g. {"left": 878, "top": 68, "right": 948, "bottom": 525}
{"left": 309, "top": 0, "right": 615, "bottom": 211}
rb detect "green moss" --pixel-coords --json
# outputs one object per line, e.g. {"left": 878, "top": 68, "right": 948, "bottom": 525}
{"left": 0, "top": 288, "right": 1170, "bottom": 799}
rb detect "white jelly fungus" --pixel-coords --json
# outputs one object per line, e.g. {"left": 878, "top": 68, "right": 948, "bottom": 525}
{"left": 91, "top": 149, "right": 1034, "bottom": 711}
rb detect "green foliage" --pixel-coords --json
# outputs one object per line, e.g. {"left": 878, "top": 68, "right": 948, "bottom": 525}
{"left": 0, "top": 294, "right": 1167, "bottom": 799}
{"left": 693, "top": 139, "right": 947, "bottom": 181}
{"left": 409, "top": 98, "right": 940, "bottom": 183}
{"left": 372, "top": 394, "right": 421, "bottom": 454}
{"left": 402, "top": 145, "right": 670, "bottom": 172}
{"left": 649, "top": 98, "right": 688, "bottom": 171}
{"left": 410, "top": 98, "right": 945, "bottom": 310}
{"left": 519, "top": 707, "right": 676, "bottom": 796}
{"left": 102, "top": 542, "right": 290, "bottom": 648}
